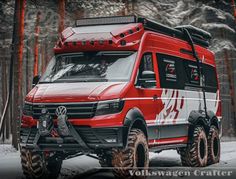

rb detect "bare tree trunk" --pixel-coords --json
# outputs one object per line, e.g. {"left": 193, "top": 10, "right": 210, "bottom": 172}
{"left": 41, "top": 39, "right": 45, "bottom": 74}
{"left": 17, "top": 0, "right": 25, "bottom": 101}
{"left": 1, "top": 60, "right": 7, "bottom": 141}
{"left": 232, "top": 0, "right": 236, "bottom": 22}
{"left": 121, "top": 0, "right": 128, "bottom": 16}
{"left": 58, "top": 0, "right": 65, "bottom": 34}
{"left": 45, "top": 37, "right": 49, "bottom": 66}
{"left": 12, "top": 0, "right": 26, "bottom": 149}
{"left": 219, "top": 27, "right": 236, "bottom": 136}
{"left": 33, "top": 12, "right": 40, "bottom": 77}
{"left": 223, "top": 49, "right": 236, "bottom": 136}
{"left": 26, "top": 39, "right": 30, "bottom": 92}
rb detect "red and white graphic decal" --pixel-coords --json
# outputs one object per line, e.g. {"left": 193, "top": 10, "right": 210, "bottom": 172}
{"left": 156, "top": 89, "right": 185, "bottom": 125}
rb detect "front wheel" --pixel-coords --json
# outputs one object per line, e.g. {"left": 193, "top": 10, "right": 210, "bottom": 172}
{"left": 98, "top": 152, "right": 112, "bottom": 167}
{"left": 180, "top": 126, "right": 208, "bottom": 167}
{"left": 111, "top": 129, "right": 149, "bottom": 178}
{"left": 20, "top": 148, "right": 62, "bottom": 179}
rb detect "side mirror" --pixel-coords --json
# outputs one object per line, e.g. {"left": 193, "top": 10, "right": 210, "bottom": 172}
{"left": 137, "top": 71, "right": 156, "bottom": 88}
{"left": 141, "top": 71, "right": 156, "bottom": 79}
{"left": 32, "top": 75, "right": 41, "bottom": 88}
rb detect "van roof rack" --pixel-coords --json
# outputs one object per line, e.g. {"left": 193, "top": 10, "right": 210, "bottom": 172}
{"left": 75, "top": 15, "right": 211, "bottom": 48}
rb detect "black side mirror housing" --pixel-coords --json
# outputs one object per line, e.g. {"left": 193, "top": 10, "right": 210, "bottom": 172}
{"left": 141, "top": 71, "right": 156, "bottom": 79}
{"left": 138, "top": 71, "right": 156, "bottom": 88}
{"left": 32, "top": 75, "right": 41, "bottom": 88}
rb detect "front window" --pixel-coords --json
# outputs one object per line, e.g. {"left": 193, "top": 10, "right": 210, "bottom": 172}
{"left": 40, "top": 51, "right": 137, "bottom": 83}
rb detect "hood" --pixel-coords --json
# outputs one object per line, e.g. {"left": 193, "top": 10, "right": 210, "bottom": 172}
{"left": 29, "top": 82, "right": 128, "bottom": 103}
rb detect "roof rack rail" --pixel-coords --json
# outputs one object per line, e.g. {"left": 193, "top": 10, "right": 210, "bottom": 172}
{"left": 75, "top": 15, "right": 211, "bottom": 48}
{"left": 137, "top": 17, "right": 211, "bottom": 48}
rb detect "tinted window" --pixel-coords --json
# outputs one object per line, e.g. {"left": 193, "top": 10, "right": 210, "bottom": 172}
{"left": 157, "top": 53, "right": 218, "bottom": 92}
{"left": 157, "top": 54, "right": 185, "bottom": 89}
{"left": 203, "top": 64, "right": 218, "bottom": 92}
{"left": 138, "top": 53, "right": 156, "bottom": 88}
{"left": 139, "top": 53, "right": 154, "bottom": 76}
{"left": 184, "top": 60, "right": 200, "bottom": 86}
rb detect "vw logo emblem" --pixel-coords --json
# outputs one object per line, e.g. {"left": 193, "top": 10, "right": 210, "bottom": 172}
{"left": 55, "top": 106, "right": 67, "bottom": 116}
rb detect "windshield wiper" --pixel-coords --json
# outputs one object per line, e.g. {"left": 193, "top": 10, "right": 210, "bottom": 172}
{"left": 86, "top": 78, "right": 108, "bottom": 82}
{"left": 54, "top": 79, "right": 90, "bottom": 82}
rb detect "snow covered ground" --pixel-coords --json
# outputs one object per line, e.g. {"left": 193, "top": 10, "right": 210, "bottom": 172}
{"left": 0, "top": 141, "right": 236, "bottom": 179}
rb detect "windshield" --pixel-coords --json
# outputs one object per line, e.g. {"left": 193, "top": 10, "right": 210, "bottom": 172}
{"left": 40, "top": 51, "right": 137, "bottom": 83}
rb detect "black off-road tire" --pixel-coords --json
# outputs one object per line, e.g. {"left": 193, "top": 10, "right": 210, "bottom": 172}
{"left": 111, "top": 129, "right": 149, "bottom": 178}
{"left": 20, "top": 148, "right": 62, "bottom": 179}
{"left": 180, "top": 126, "right": 208, "bottom": 167}
{"left": 98, "top": 152, "right": 112, "bottom": 167}
{"left": 207, "top": 126, "right": 220, "bottom": 165}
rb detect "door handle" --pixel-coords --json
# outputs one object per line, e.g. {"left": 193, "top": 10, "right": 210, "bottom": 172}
{"left": 153, "top": 95, "right": 158, "bottom": 101}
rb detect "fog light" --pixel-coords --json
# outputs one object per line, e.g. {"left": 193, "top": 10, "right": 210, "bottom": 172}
{"left": 105, "top": 138, "right": 117, "bottom": 143}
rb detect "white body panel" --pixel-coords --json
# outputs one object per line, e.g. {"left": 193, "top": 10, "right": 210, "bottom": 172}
{"left": 156, "top": 89, "right": 220, "bottom": 125}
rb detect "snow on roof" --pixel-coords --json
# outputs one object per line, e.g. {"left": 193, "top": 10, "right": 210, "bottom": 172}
{"left": 72, "top": 24, "right": 126, "bottom": 34}
{"left": 202, "top": 23, "right": 235, "bottom": 34}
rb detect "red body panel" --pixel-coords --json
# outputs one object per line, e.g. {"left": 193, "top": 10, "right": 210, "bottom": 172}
{"left": 32, "top": 82, "right": 128, "bottom": 103}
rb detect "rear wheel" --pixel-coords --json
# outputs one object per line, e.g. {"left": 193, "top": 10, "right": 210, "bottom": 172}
{"left": 207, "top": 126, "right": 220, "bottom": 165}
{"left": 20, "top": 148, "right": 62, "bottom": 179}
{"left": 180, "top": 126, "right": 208, "bottom": 167}
{"left": 111, "top": 129, "right": 149, "bottom": 178}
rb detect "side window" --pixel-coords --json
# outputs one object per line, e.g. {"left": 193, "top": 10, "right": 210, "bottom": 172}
{"left": 184, "top": 61, "right": 217, "bottom": 92}
{"left": 184, "top": 60, "right": 200, "bottom": 86}
{"left": 156, "top": 53, "right": 218, "bottom": 92}
{"left": 137, "top": 53, "right": 156, "bottom": 88}
{"left": 157, "top": 54, "right": 185, "bottom": 89}
{"left": 203, "top": 64, "right": 218, "bottom": 92}
{"left": 139, "top": 53, "right": 154, "bottom": 76}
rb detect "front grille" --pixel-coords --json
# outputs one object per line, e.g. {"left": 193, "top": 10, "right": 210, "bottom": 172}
{"left": 32, "top": 102, "right": 97, "bottom": 119}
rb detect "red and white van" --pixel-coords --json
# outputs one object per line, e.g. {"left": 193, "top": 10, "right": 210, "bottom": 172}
{"left": 20, "top": 16, "right": 221, "bottom": 178}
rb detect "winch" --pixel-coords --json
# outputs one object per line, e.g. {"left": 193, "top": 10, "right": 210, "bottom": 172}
{"left": 38, "top": 106, "right": 70, "bottom": 136}
{"left": 38, "top": 108, "right": 53, "bottom": 136}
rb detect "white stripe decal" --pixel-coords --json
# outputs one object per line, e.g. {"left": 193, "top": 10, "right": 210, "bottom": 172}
{"left": 147, "top": 121, "right": 189, "bottom": 126}
{"left": 123, "top": 97, "right": 153, "bottom": 100}
{"left": 123, "top": 97, "right": 220, "bottom": 101}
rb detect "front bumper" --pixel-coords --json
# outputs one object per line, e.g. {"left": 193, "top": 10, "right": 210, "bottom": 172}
{"left": 20, "top": 126, "right": 126, "bottom": 151}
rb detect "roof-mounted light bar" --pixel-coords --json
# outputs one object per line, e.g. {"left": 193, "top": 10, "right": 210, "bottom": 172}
{"left": 74, "top": 15, "right": 211, "bottom": 48}
{"left": 75, "top": 15, "right": 136, "bottom": 27}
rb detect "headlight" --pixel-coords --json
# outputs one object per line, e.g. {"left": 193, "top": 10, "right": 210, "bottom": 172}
{"left": 95, "top": 99, "right": 125, "bottom": 116}
{"left": 23, "top": 102, "right": 33, "bottom": 116}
